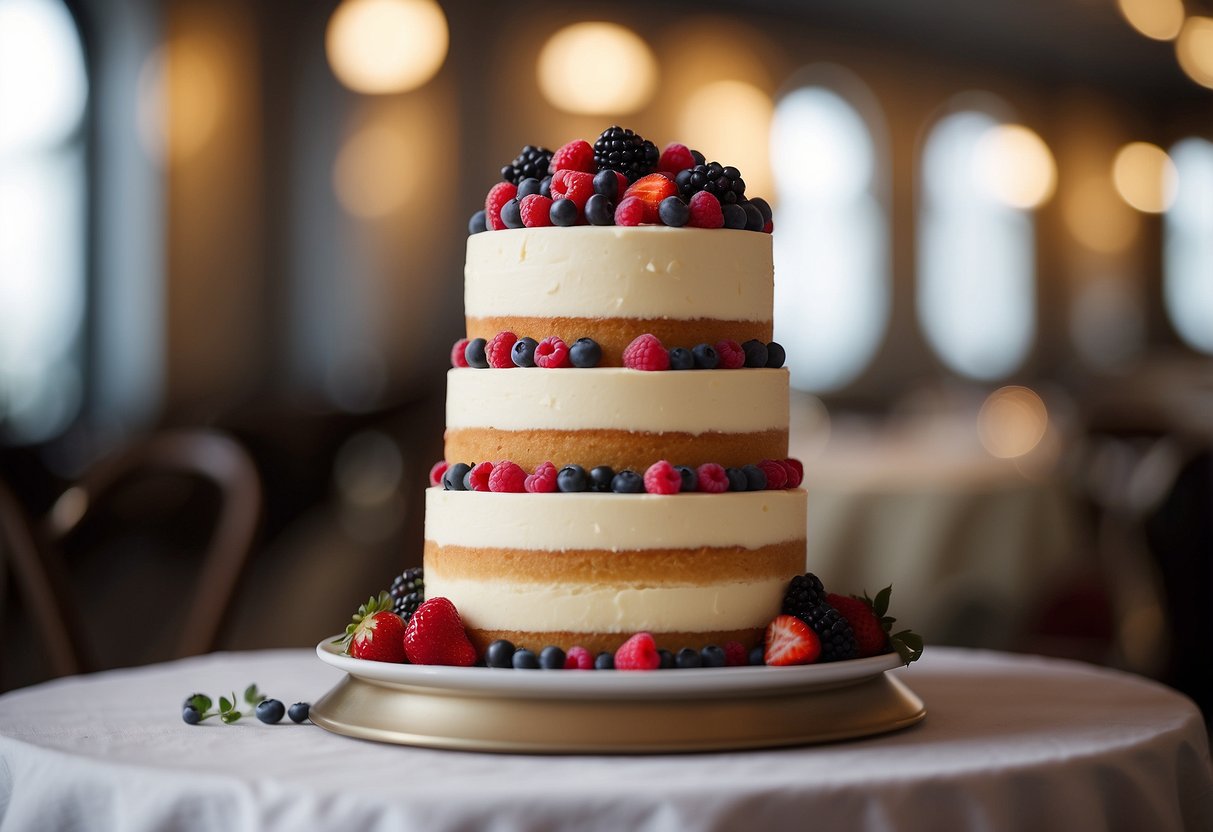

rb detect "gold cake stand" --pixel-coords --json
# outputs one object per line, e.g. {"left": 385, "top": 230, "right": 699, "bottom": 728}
{"left": 311, "top": 639, "right": 925, "bottom": 753}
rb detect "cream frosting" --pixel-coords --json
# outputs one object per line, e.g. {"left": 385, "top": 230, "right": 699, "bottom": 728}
{"left": 422, "top": 574, "right": 789, "bottom": 633}
{"left": 445, "top": 367, "right": 789, "bottom": 433}
{"left": 465, "top": 226, "right": 773, "bottom": 322}
{"left": 424, "top": 488, "right": 807, "bottom": 551}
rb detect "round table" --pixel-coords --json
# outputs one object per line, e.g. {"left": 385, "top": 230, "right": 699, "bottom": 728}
{"left": 0, "top": 648, "right": 1209, "bottom": 832}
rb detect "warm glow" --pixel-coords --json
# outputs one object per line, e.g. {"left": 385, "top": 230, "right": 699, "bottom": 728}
{"left": 1113, "top": 142, "right": 1178, "bottom": 213}
{"left": 679, "top": 80, "right": 774, "bottom": 198}
{"left": 0, "top": 0, "right": 87, "bottom": 152}
{"left": 537, "top": 22, "right": 656, "bottom": 115}
{"left": 1117, "top": 0, "right": 1184, "bottom": 41}
{"left": 1063, "top": 174, "right": 1140, "bottom": 254}
{"left": 325, "top": 0, "right": 448, "bottom": 94}
{"left": 972, "top": 124, "right": 1056, "bottom": 209}
{"left": 137, "top": 38, "right": 224, "bottom": 164}
{"left": 978, "top": 386, "right": 1048, "bottom": 459}
{"left": 333, "top": 123, "right": 413, "bottom": 217}
{"left": 1176, "top": 17, "right": 1213, "bottom": 89}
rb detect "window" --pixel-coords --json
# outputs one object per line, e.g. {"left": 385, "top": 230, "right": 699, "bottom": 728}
{"left": 0, "top": 0, "right": 88, "bottom": 442}
{"left": 770, "top": 68, "right": 890, "bottom": 392}
{"left": 1164, "top": 137, "right": 1213, "bottom": 355}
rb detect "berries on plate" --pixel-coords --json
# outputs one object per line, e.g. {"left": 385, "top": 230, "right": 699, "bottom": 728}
{"left": 622, "top": 333, "right": 670, "bottom": 371}
{"left": 336, "top": 592, "right": 408, "bottom": 663}
{"left": 723, "top": 641, "right": 748, "bottom": 667}
{"left": 565, "top": 646, "right": 594, "bottom": 670}
{"left": 614, "top": 632, "right": 662, "bottom": 670}
{"left": 486, "top": 639, "right": 516, "bottom": 668}
{"left": 389, "top": 566, "right": 425, "bottom": 624}
{"left": 827, "top": 587, "right": 924, "bottom": 664}
{"left": 404, "top": 597, "right": 477, "bottom": 666}
{"left": 763, "top": 614, "right": 821, "bottom": 666}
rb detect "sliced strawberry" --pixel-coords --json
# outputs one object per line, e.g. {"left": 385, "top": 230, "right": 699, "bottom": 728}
{"left": 763, "top": 614, "right": 821, "bottom": 666}
{"left": 623, "top": 173, "right": 679, "bottom": 224}
{"left": 404, "top": 597, "right": 477, "bottom": 666}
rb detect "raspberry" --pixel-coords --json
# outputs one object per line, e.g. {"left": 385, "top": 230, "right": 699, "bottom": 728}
{"left": 564, "top": 646, "right": 594, "bottom": 670}
{"left": 550, "top": 139, "right": 595, "bottom": 174}
{"left": 486, "top": 331, "right": 517, "bottom": 368}
{"left": 488, "top": 460, "right": 527, "bottom": 493}
{"left": 614, "top": 196, "right": 646, "bottom": 226}
{"left": 622, "top": 333, "right": 670, "bottom": 371}
{"left": 785, "top": 458, "right": 804, "bottom": 483}
{"left": 429, "top": 460, "right": 448, "bottom": 487}
{"left": 519, "top": 194, "right": 553, "bottom": 227}
{"left": 757, "top": 459, "right": 787, "bottom": 490}
{"left": 763, "top": 220, "right": 774, "bottom": 234}
{"left": 485, "top": 181, "right": 518, "bottom": 231}
{"left": 643, "top": 460, "right": 681, "bottom": 494}
{"left": 534, "top": 336, "right": 570, "bottom": 368}
{"left": 550, "top": 169, "right": 594, "bottom": 210}
{"left": 524, "top": 461, "right": 558, "bottom": 493}
{"left": 450, "top": 338, "right": 470, "bottom": 368}
{"left": 623, "top": 173, "right": 679, "bottom": 223}
{"left": 404, "top": 597, "right": 477, "bottom": 667}
{"left": 658, "top": 143, "right": 696, "bottom": 173}
{"left": 688, "top": 191, "right": 724, "bottom": 228}
{"left": 467, "top": 461, "right": 493, "bottom": 491}
{"left": 614, "top": 632, "right": 661, "bottom": 671}
{"left": 696, "top": 462, "right": 729, "bottom": 493}
{"left": 723, "top": 640, "right": 748, "bottom": 667}
{"left": 778, "top": 459, "right": 802, "bottom": 488}
{"left": 715, "top": 339, "right": 744, "bottom": 369}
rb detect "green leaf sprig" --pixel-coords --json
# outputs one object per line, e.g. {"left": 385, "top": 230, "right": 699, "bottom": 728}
{"left": 184, "top": 683, "right": 266, "bottom": 724}
{"left": 861, "top": 585, "right": 925, "bottom": 666}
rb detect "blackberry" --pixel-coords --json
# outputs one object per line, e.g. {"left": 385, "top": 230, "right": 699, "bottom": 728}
{"left": 676, "top": 162, "right": 746, "bottom": 205}
{"left": 799, "top": 603, "right": 859, "bottom": 662}
{"left": 393, "top": 591, "right": 423, "bottom": 624}
{"left": 593, "top": 126, "right": 659, "bottom": 182}
{"left": 501, "top": 145, "right": 553, "bottom": 184}
{"left": 781, "top": 573, "right": 827, "bottom": 618}
{"left": 389, "top": 567, "right": 424, "bottom": 622}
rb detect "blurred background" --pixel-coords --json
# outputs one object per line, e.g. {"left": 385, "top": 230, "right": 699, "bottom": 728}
{"left": 0, "top": 0, "right": 1209, "bottom": 716}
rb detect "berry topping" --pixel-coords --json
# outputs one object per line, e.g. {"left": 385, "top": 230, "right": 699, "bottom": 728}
{"left": 569, "top": 337, "right": 603, "bottom": 368}
{"left": 765, "top": 341, "right": 786, "bottom": 369}
{"left": 550, "top": 197, "right": 578, "bottom": 226}
{"left": 696, "top": 462, "right": 729, "bottom": 493}
{"left": 763, "top": 615, "right": 821, "bottom": 666}
{"left": 785, "top": 457, "right": 804, "bottom": 482}
{"left": 550, "top": 139, "right": 595, "bottom": 174}
{"left": 404, "top": 597, "right": 476, "bottom": 667}
{"left": 614, "top": 195, "right": 647, "bottom": 226}
{"left": 749, "top": 196, "right": 773, "bottom": 224}
{"left": 500, "top": 198, "right": 523, "bottom": 228}
{"left": 643, "top": 460, "right": 682, "bottom": 494}
{"left": 524, "top": 461, "right": 558, "bottom": 493}
{"left": 757, "top": 459, "right": 788, "bottom": 490}
{"left": 611, "top": 470, "right": 644, "bottom": 493}
{"left": 389, "top": 566, "right": 425, "bottom": 624}
{"left": 517, "top": 177, "right": 542, "bottom": 199}
{"left": 502, "top": 145, "right": 553, "bottom": 184}
{"left": 675, "top": 647, "right": 701, "bottom": 668}
{"left": 464, "top": 337, "right": 488, "bottom": 368}
{"left": 468, "top": 210, "right": 487, "bottom": 235}
{"left": 539, "top": 175, "right": 552, "bottom": 197}
{"left": 614, "top": 631, "right": 661, "bottom": 671}
{"left": 827, "top": 587, "right": 924, "bottom": 664}
{"left": 338, "top": 593, "right": 407, "bottom": 663}
{"left": 741, "top": 463, "right": 767, "bottom": 491}
{"left": 486, "top": 331, "right": 517, "bottom": 368}
{"left": 668, "top": 346, "right": 694, "bottom": 370}
{"left": 658, "top": 196, "right": 690, "bottom": 227}
{"left": 584, "top": 193, "right": 614, "bottom": 225}
{"left": 777, "top": 458, "right": 802, "bottom": 488}
{"left": 450, "top": 338, "right": 470, "bottom": 368}
{"left": 539, "top": 645, "right": 567, "bottom": 669}
{"left": 589, "top": 465, "right": 615, "bottom": 492}
{"left": 700, "top": 645, "right": 727, "bottom": 668}
{"left": 783, "top": 573, "right": 828, "bottom": 612}
{"left": 550, "top": 169, "right": 595, "bottom": 210}
{"left": 512, "top": 336, "right": 538, "bottom": 367}
{"left": 486, "top": 639, "right": 515, "bottom": 668}
{"left": 488, "top": 460, "right": 527, "bottom": 492}
{"left": 687, "top": 191, "right": 724, "bottom": 228}
{"left": 256, "top": 698, "right": 285, "bottom": 724}
{"left": 512, "top": 648, "right": 539, "bottom": 669}
{"left": 520, "top": 194, "right": 554, "bottom": 227}
{"left": 677, "top": 161, "right": 746, "bottom": 205}
{"left": 725, "top": 467, "right": 748, "bottom": 492}
{"left": 443, "top": 462, "right": 472, "bottom": 491}
{"left": 593, "top": 126, "right": 659, "bottom": 182}
{"left": 798, "top": 602, "right": 858, "bottom": 662}
{"left": 692, "top": 343, "right": 719, "bottom": 369}
{"left": 557, "top": 464, "right": 588, "bottom": 492}
{"left": 715, "top": 339, "right": 745, "bottom": 369}
{"left": 674, "top": 465, "right": 698, "bottom": 492}
{"left": 484, "top": 181, "right": 517, "bottom": 231}
{"left": 723, "top": 640, "right": 748, "bottom": 667}
{"left": 288, "top": 702, "right": 310, "bottom": 723}
{"left": 593, "top": 168, "right": 620, "bottom": 200}
{"left": 429, "top": 460, "right": 448, "bottom": 487}
{"left": 721, "top": 202, "right": 747, "bottom": 230}
{"left": 595, "top": 651, "right": 615, "bottom": 670}
{"left": 658, "top": 142, "right": 696, "bottom": 174}
{"left": 743, "top": 201, "right": 765, "bottom": 231}
{"left": 534, "top": 336, "right": 571, "bottom": 368}
{"left": 622, "top": 333, "right": 670, "bottom": 371}
{"left": 623, "top": 173, "right": 679, "bottom": 223}
{"left": 658, "top": 649, "right": 675, "bottom": 669}
{"left": 749, "top": 646, "right": 766, "bottom": 666}
{"left": 565, "top": 646, "right": 594, "bottom": 670}
{"left": 467, "top": 461, "right": 494, "bottom": 491}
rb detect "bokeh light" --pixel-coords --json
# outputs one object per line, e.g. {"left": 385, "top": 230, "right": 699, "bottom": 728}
{"left": 325, "top": 0, "right": 448, "bottom": 95}
{"left": 0, "top": 0, "right": 87, "bottom": 152}
{"left": 972, "top": 124, "right": 1056, "bottom": 210}
{"left": 1112, "top": 142, "right": 1178, "bottom": 213}
{"left": 137, "top": 38, "right": 224, "bottom": 164}
{"left": 679, "top": 80, "right": 774, "bottom": 198}
{"left": 978, "top": 386, "right": 1049, "bottom": 459}
{"left": 537, "top": 22, "right": 656, "bottom": 115}
{"left": 1175, "top": 16, "right": 1213, "bottom": 90}
{"left": 332, "top": 122, "right": 414, "bottom": 218}
{"left": 1063, "top": 174, "right": 1139, "bottom": 254}
{"left": 1117, "top": 0, "right": 1184, "bottom": 41}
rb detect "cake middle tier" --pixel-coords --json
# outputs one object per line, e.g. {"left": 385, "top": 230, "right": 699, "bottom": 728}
{"left": 444, "top": 367, "right": 790, "bottom": 471}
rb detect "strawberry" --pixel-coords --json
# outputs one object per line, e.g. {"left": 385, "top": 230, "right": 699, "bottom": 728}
{"left": 614, "top": 632, "right": 661, "bottom": 671}
{"left": 549, "top": 139, "right": 595, "bottom": 174}
{"left": 623, "top": 173, "right": 679, "bottom": 223}
{"left": 485, "top": 181, "right": 517, "bottom": 231}
{"left": 404, "top": 597, "right": 477, "bottom": 666}
{"left": 333, "top": 592, "right": 407, "bottom": 663}
{"left": 763, "top": 614, "right": 821, "bottom": 666}
{"left": 826, "top": 587, "right": 924, "bottom": 663}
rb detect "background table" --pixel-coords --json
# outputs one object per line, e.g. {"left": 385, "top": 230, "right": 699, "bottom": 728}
{"left": 0, "top": 647, "right": 1209, "bottom": 832}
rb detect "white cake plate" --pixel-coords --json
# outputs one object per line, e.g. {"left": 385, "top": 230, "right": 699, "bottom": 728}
{"left": 311, "top": 638, "right": 925, "bottom": 753}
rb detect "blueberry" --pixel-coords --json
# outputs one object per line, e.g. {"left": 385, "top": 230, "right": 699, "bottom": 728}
{"left": 675, "top": 648, "right": 702, "bottom": 669}
{"left": 595, "top": 651, "right": 615, "bottom": 670}
{"left": 464, "top": 338, "right": 488, "bottom": 368}
{"left": 517, "top": 177, "right": 542, "bottom": 199}
{"left": 550, "top": 197, "right": 578, "bottom": 227}
{"left": 501, "top": 198, "right": 523, "bottom": 229}
{"left": 486, "top": 639, "right": 516, "bottom": 668}
{"left": 742, "top": 339, "right": 768, "bottom": 368}
{"left": 742, "top": 202, "right": 765, "bottom": 231}
{"left": 585, "top": 193, "right": 614, "bottom": 226}
{"left": 668, "top": 347, "right": 694, "bottom": 370}
{"left": 557, "top": 464, "right": 588, "bottom": 492}
{"left": 589, "top": 466, "right": 615, "bottom": 492}
{"left": 725, "top": 467, "right": 748, "bottom": 492}
{"left": 700, "top": 645, "right": 727, "bottom": 668}
{"left": 721, "top": 203, "right": 747, "bottom": 229}
{"left": 765, "top": 341, "right": 786, "bottom": 369}
{"left": 692, "top": 343, "right": 719, "bottom": 369}
{"left": 593, "top": 169, "right": 619, "bottom": 200}
{"left": 674, "top": 465, "right": 697, "bottom": 492}
{"left": 569, "top": 337, "right": 602, "bottom": 368}
{"left": 742, "top": 464, "right": 767, "bottom": 491}
{"left": 691, "top": 149, "right": 706, "bottom": 166}
{"left": 512, "top": 337, "right": 538, "bottom": 367}
{"left": 443, "top": 462, "right": 472, "bottom": 491}
{"left": 658, "top": 196, "right": 689, "bottom": 227}
{"left": 539, "top": 175, "right": 552, "bottom": 198}
{"left": 749, "top": 197, "right": 772, "bottom": 224}
{"left": 256, "top": 698, "right": 285, "bottom": 724}
{"left": 182, "top": 706, "right": 202, "bottom": 725}
{"left": 512, "top": 648, "right": 539, "bottom": 669}
{"left": 539, "top": 646, "right": 566, "bottom": 670}
{"left": 611, "top": 470, "right": 644, "bottom": 493}
{"left": 468, "top": 210, "right": 487, "bottom": 235}
{"left": 749, "top": 646, "right": 767, "bottom": 666}
{"left": 288, "top": 702, "right": 310, "bottom": 723}
{"left": 675, "top": 169, "right": 693, "bottom": 192}
{"left": 462, "top": 469, "right": 476, "bottom": 490}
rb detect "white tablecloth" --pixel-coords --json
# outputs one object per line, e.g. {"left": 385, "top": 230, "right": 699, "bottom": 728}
{"left": 0, "top": 648, "right": 1209, "bottom": 832}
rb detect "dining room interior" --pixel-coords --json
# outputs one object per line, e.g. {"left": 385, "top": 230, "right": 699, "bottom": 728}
{"left": 0, "top": 0, "right": 1210, "bottom": 727}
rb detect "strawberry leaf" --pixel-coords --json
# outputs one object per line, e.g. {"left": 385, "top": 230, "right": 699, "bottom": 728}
{"left": 872, "top": 585, "right": 892, "bottom": 618}
{"left": 891, "top": 629, "right": 924, "bottom": 665}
